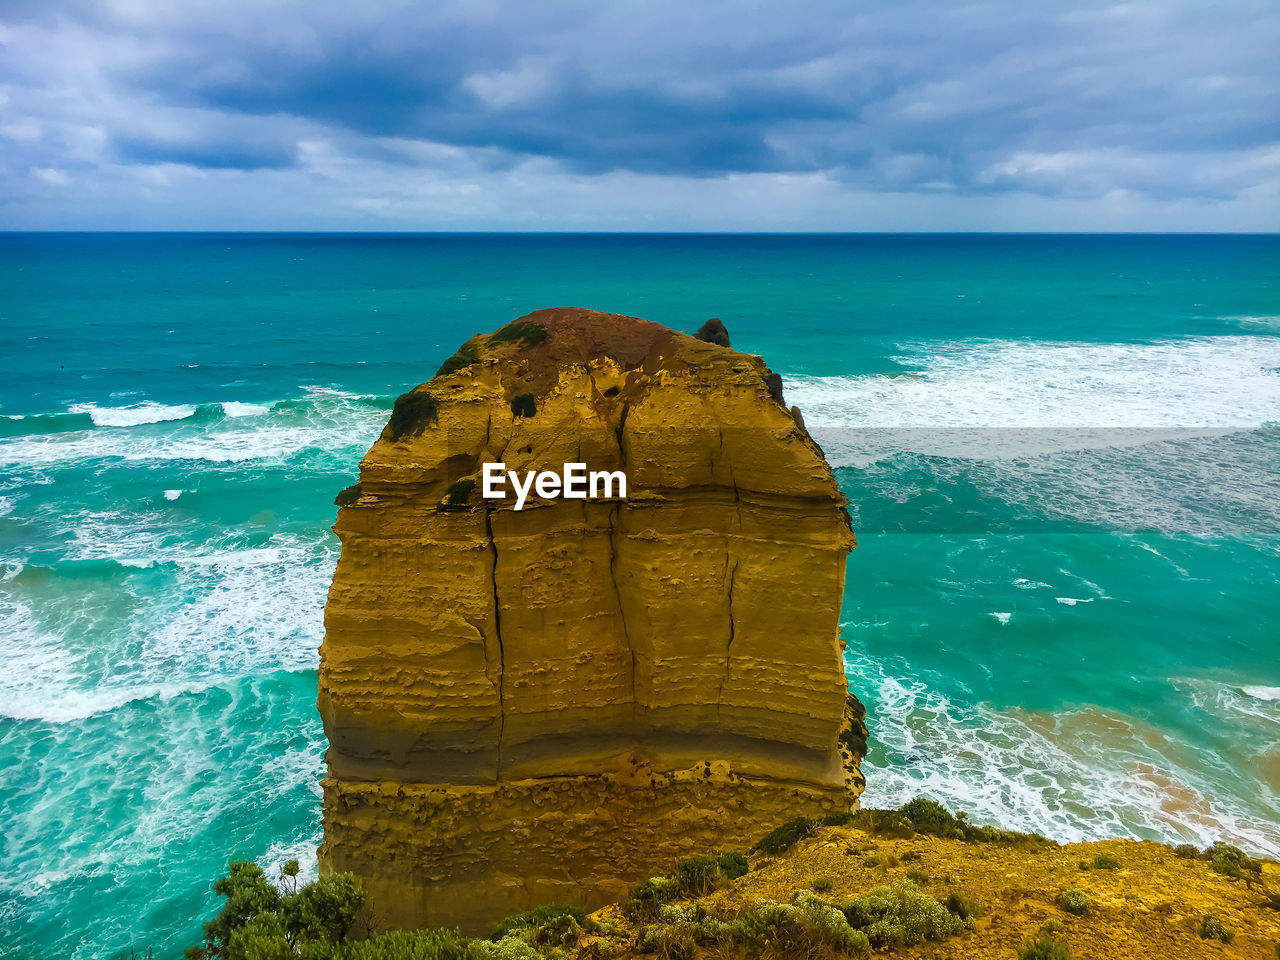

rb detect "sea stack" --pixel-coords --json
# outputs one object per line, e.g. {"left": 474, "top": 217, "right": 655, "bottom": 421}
{"left": 318, "top": 307, "right": 865, "bottom": 932}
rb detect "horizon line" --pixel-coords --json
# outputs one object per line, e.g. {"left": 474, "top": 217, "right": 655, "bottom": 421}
{"left": 3, "top": 229, "right": 1279, "bottom": 237}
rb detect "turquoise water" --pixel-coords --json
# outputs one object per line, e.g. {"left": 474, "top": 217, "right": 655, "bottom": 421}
{"left": 1, "top": 233, "right": 1278, "bottom": 957}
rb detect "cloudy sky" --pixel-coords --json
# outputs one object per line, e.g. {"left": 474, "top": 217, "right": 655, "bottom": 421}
{"left": 1, "top": 1, "right": 1277, "bottom": 231}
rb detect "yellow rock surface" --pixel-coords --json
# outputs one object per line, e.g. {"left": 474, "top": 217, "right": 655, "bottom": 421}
{"left": 317, "top": 308, "right": 864, "bottom": 932}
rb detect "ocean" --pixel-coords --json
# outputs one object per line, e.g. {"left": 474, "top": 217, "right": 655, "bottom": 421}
{"left": 1, "top": 233, "right": 1277, "bottom": 958}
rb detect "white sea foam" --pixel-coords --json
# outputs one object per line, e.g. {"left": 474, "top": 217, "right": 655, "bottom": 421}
{"left": 0, "top": 530, "right": 336, "bottom": 723}
{"left": 0, "top": 495, "right": 13, "bottom": 517}
{"left": 221, "top": 401, "right": 271, "bottom": 417}
{"left": 1221, "top": 314, "right": 1280, "bottom": 333}
{"left": 989, "top": 612, "right": 1012, "bottom": 624}
{"left": 1, "top": 680, "right": 216, "bottom": 724}
{"left": 1055, "top": 597, "right": 1094, "bottom": 606}
{"left": 1241, "top": 686, "right": 1280, "bottom": 702}
{"left": 258, "top": 836, "right": 321, "bottom": 886}
{"left": 164, "top": 489, "right": 182, "bottom": 501}
{"left": 68, "top": 401, "right": 197, "bottom": 427}
{"left": 848, "top": 644, "right": 1280, "bottom": 858}
{"left": 788, "top": 335, "right": 1280, "bottom": 465}
{"left": 0, "top": 393, "right": 386, "bottom": 467}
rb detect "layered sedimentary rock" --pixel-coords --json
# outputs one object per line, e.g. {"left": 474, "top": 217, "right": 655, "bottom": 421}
{"left": 318, "top": 308, "right": 864, "bottom": 933}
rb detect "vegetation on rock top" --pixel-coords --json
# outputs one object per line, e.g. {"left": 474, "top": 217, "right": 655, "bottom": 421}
{"left": 168, "top": 798, "right": 1280, "bottom": 960}
{"left": 437, "top": 342, "right": 481, "bottom": 377}
{"left": 488, "top": 321, "right": 549, "bottom": 349}
{"left": 386, "top": 391, "right": 439, "bottom": 441}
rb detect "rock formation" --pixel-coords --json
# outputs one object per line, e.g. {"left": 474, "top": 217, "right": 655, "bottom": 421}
{"left": 318, "top": 307, "right": 864, "bottom": 933}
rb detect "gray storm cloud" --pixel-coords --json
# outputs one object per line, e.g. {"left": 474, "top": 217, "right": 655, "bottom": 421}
{"left": 0, "top": 0, "right": 1277, "bottom": 229}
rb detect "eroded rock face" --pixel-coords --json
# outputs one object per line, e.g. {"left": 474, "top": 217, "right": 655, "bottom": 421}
{"left": 318, "top": 308, "right": 864, "bottom": 932}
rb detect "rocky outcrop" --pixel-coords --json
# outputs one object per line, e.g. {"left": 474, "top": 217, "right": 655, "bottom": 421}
{"left": 318, "top": 307, "right": 863, "bottom": 933}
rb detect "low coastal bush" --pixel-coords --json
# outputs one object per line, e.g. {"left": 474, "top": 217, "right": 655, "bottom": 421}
{"left": 646, "top": 923, "right": 695, "bottom": 960}
{"left": 185, "top": 860, "right": 367, "bottom": 959}
{"left": 473, "top": 938, "right": 542, "bottom": 960}
{"left": 578, "top": 938, "right": 618, "bottom": 960}
{"left": 335, "top": 483, "right": 363, "bottom": 507}
{"left": 1056, "top": 889, "right": 1091, "bottom": 916}
{"left": 436, "top": 343, "right": 480, "bottom": 377}
{"left": 754, "top": 816, "right": 819, "bottom": 855}
{"left": 1207, "top": 841, "right": 1261, "bottom": 880}
{"left": 717, "top": 850, "right": 749, "bottom": 880}
{"left": 852, "top": 797, "right": 1041, "bottom": 845}
{"left": 1174, "top": 843, "right": 1200, "bottom": 859}
{"left": 944, "top": 893, "right": 982, "bottom": 922}
{"left": 342, "top": 929, "right": 474, "bottom": 960}
{"left": 488, "top": 321, "right": 548, "bottom": 349}
{"left": 387, "top": 391, "right": 439, "bottom": 440}
{"left": 673, "top": 856, "right": 718, "bottom": 896}
{"left": 1081, "top": 853, "right": 1119, "bottom": 871}
{"left": 1017, "top": 934, "right": 1074, "bottom": 960}
{"left": 1199, "top": 913, "right": 1235, "bottom": 943}
{"left": 490, "top": 905, "right": 585, "bottom": 943}
{"left": 626, "top": 877, "right": 679, "bottom": 920}
{"left": 740, "top": 892, "right": 871, "bottom": 960}
{"left": 811, "top": 877, "right": 833, "bottom": 893}
{"left": 904, "top": 869, "right": 929, "bottom": 886}
{"left": 841, "top": 879, "right": 967, "bottom": 949}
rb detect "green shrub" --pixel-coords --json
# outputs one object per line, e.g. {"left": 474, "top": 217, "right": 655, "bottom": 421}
{"left": 282, "top": 873, "right": 366, "bottom": 945}
{"left": 811, "top": 877, "right": 833, "bottom": 893}
{"left": 488, "top": 321, "right": 548, "bottom": 349}
{"left": 1199, "top": 913, "right": 1234, "bottom": 943}
{"left": 1208, "top": 841, "right": 1260, "bottom": 880}
{"left": 1017, "top": 934, "right": 1074, "bottom": 960}
{"left": 582, "top": 917, "right": 620, "bottom": 938}
{"left": 740, "top": 892, "right": 871, "bottom": 959}
{"left": 438, "top": 478, "right": 476, "bottom": 512}
{"left": 436, "top": 343, "right": 480, "bottom": 377}
{"left": 1090, "top": 854, "right": 1120, "bottom": 870}
{"left": 185, "top": 861, "right": 366, "bottom": 959}
{"left": 387, "top": 391, "right": 439, "bottom": 441}
{"left": 471, "top": 937, "right": 541, "bottom": 960}
{"left": 578, "top": 938, "right": 618, "bottom": 960}
{"left": 821, "top": 812, "right": 854, "bottom": 827}
{"left": 904, "top": 869, "right": 930, "bottom": 886}
{"left": 754, "top": 817, "right": 818, "bottom": 855}
{"left": 510, "top": 394, "right": 537, "bottom": 418}
{"left": 627, "top": 877, "right": 678, "bottom": 921}
{"left": 841, "top": 879, "right": 966, "bottom": 949}
{"left": 944, "top": 894, "right": 982, "bottom": 922}
{"left": 340, "top": 928, "right": 472, "bottom": 960}
{"left": 851, "top": 798, "right": 1039, "bottom": 845}
{"left": 1174, "top": 843, "right": 1199, "bottom": 859}
{"left": 527, "top": 915, "right": 580, "bottom": 950}
{"left": 1056, "top": 889, "right": 1091, "bottom": 916}
{"left": 899, "top": 798, "right": 956, "bottom": 835}
{"left": 717, "top": 851, "right": 749, "bottom": 880}
{"left": 489, "top": 905, "right": 585, "bottom": 942}
{"left": 672, "top": 856, "right": 718, "bottom": 896}
{"left": 335, "top": 483, "right": 363, "bottom": 508}
{"left": 639, "top": 924, "right": 695, "bottom": 960}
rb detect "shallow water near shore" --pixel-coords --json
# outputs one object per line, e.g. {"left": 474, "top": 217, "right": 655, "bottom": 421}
{"left": 1, "top": 233, "right": 1277, "bottom": 958}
